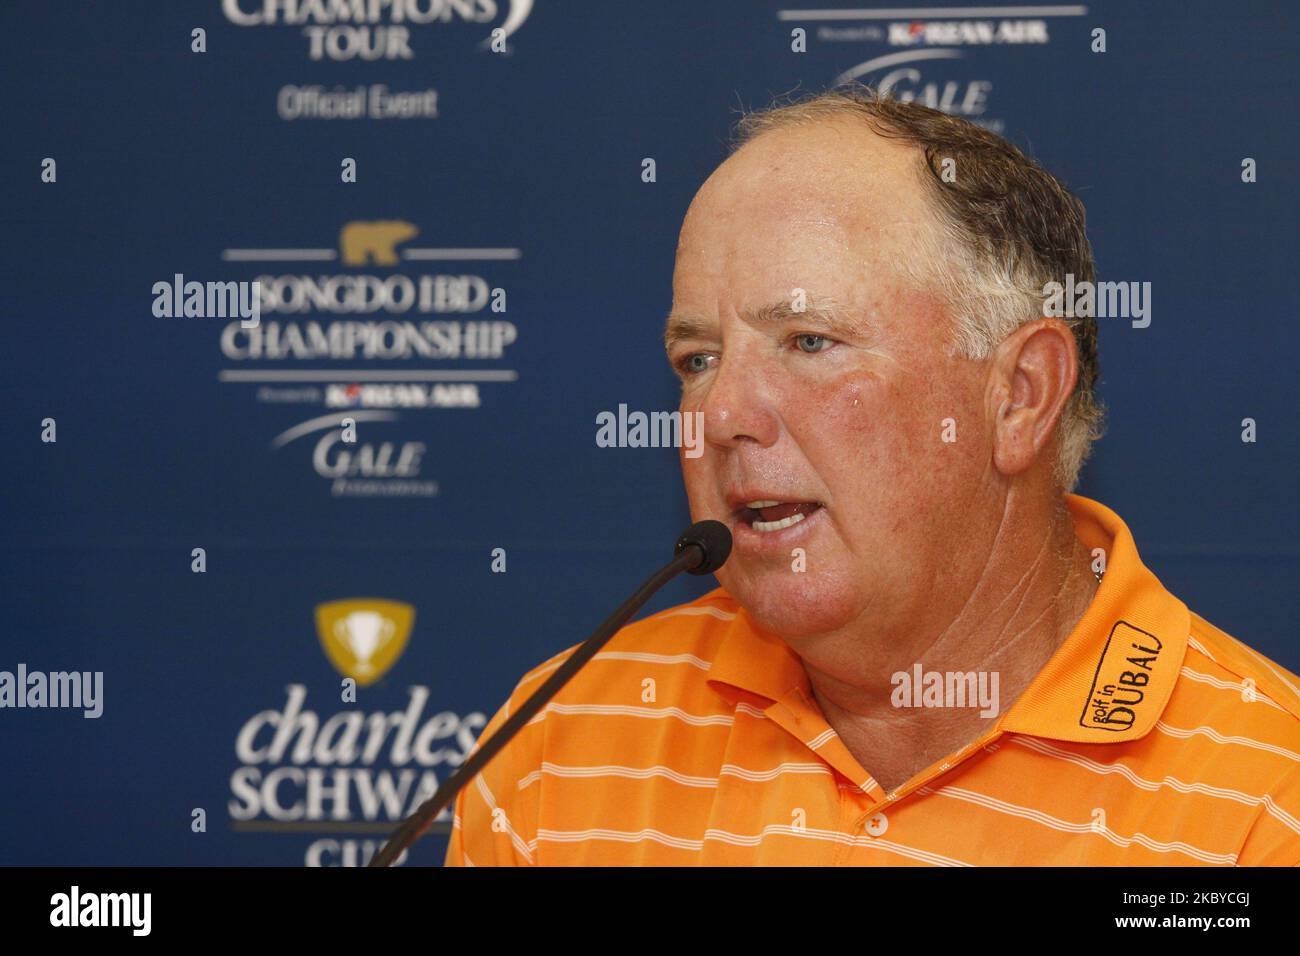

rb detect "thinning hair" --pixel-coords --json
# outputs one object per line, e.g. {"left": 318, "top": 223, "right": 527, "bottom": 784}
{"left": 731, "top": 85, "right": 1104, "bottom": 491}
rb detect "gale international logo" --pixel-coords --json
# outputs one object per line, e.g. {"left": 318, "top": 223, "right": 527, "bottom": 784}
{"left": 316, "top": 598, "right": 415, "bottom": 685}
{"left": 792, "top": 6, "right": 1087, "bottom": 137}
{"left": 835, "top": 50, "right": 1002, "bottom": 134}
{"left": 268, "top": 411, "right": 438, "bottom": 497}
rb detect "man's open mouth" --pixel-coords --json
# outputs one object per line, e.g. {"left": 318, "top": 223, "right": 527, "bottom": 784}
{"left": 737, "top": 500, "right": 823, "bottom": 533}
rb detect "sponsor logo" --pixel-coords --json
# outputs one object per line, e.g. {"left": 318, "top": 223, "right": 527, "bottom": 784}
{"left": 315, "top": 598, "right": 414, "bottom": 685}
{"left": 888, "top": 19, "right": 1049, "bottom": 46}
{"left": 228, "top": 599, "right": 487, "bottom": 865}
{"left": 815, "top": 6, "right": 1082, "bottom": 132}
{"left": 837, "top": 51, "right": 1002, "bottom": 133}
{"left": 229, "top": 684, "right": 484, "bottom": 865}
{"left": 323, "top": 382, "right": 480, "bottom": 409}
{"left": 1080, "top": 621, "right": 1164, "bottom": 732}
{"left": 270, "top": 412, "right": 438, "bottom": 497}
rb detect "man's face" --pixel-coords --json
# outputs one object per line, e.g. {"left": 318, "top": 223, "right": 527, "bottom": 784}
{"left": 667, "top": 120, "right": 997, "bottom": 641}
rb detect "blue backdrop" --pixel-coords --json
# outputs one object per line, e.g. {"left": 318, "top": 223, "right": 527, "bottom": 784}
{"left": 1, "top": 0, "right": 1295, "bottom": 866}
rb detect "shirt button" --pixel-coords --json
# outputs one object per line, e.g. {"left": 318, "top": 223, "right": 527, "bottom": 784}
{"left": 865, "top": 812, "right": 889, "bottom": 837}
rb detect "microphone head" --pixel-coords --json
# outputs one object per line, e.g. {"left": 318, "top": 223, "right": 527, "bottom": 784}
{"left": 674, "top": 519, "right": 733, "bottom": 575}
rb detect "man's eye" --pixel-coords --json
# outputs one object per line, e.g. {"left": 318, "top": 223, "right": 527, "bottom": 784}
{"left": 795, "top": 333, "right": 831, "bottom": 354}
{"left": 677, "top": 353, "right": 715, "bottom": 375}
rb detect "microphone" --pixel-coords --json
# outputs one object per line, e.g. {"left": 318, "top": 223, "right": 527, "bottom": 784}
{"left": 674, "top": 519, "right": 732, "bottom": 574}
{"left": 368, "top": 519, "right": 733, "bottom": 867}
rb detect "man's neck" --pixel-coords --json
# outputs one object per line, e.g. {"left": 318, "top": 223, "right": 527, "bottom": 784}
{"left": 800, "top": 491, "right": 1099, "bottom": 794}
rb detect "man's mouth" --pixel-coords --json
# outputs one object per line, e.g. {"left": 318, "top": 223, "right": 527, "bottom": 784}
{"left": 737, "top": 499, "right": 823, "bottom": 533}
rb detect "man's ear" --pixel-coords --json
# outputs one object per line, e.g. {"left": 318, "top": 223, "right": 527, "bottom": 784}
{"left": 988, "top": 318, "right": 1079, "bottom": 478}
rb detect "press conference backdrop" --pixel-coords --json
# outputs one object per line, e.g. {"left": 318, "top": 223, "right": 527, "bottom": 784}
{"left": 0, "top": 1, "right": 1295, "bottom": 867}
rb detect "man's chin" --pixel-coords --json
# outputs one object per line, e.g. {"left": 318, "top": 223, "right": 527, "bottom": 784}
{"left": 719, "top": 574, "right": 861, "bottom": 640}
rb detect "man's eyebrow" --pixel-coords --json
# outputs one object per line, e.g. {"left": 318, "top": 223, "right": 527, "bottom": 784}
{"left": 664, "top": 298, "right": 868, "bottom": 349}
{"left": 663, "top": 312, "right": 713, "bottom": 350}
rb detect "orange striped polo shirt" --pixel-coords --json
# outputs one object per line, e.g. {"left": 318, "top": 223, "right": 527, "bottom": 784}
{"left": 445, "top": 495, "right": 1300, "bottom": 866}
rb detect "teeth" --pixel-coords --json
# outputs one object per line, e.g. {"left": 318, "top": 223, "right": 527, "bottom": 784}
{"left": 752, "top": 511, "right": 807, "bottom": 533}
{"left": 746, "top": 499, "right": 782, "bottom": 508}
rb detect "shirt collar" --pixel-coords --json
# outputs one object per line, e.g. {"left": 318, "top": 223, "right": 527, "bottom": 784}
{"left": 705, "top": 494, "right": 1189, "bottom": 744}
{"left": 997, "top": 494, "right": 1189, "bottom": 743}
{"left": 705, "top": 608, "right": 810, "bottom": 708}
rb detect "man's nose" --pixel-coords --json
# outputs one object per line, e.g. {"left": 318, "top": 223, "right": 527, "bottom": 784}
{"left": 696, "top": 353, "right": 780, "bottom": 450}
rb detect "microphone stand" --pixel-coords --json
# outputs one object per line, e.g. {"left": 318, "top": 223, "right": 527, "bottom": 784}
{"left": 368, "top": 540, "right": 711, "bottom": 867}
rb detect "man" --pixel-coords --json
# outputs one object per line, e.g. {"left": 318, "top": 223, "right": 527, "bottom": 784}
{"left": 446, "top": 87, "right": 1300, "bottom": 866}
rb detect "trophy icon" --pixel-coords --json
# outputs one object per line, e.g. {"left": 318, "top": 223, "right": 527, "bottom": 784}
{"left": 316, "top": 599, "right": 415, "bottom": 686}
{"left": 335, "top": 611, "right": 396, "bottom": 678}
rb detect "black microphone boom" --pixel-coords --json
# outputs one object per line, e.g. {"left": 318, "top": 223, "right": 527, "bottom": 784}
{"left": 368, "top": 519, "right": 732, "bottom": 867}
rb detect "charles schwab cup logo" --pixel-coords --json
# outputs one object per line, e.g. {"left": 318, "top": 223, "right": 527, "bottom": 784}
{"left": 1080, "top": 621, "right": 1165, "bottom": 732}
{"left": 316, "top": 598, "right": 414, "bottom": 685}
{"left": 228, "top": 596, "right": 487, "bottom": 866}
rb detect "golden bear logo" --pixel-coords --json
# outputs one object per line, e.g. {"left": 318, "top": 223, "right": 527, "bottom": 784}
{"left": 339, "top": 220, "right": 418, "bottom": 267}
{"left": 315, "top": 598, "right": 415, "bottom": 686}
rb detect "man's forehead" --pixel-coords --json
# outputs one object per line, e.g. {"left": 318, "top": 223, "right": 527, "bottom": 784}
{"left": 666, "top": 122, "right": 940, "bottom": 348}
{"left": 687, "top": 118, "right": 927, "bottom": 219}
{"left": 673, "top": 124, "right": 936, "bottom": 283}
